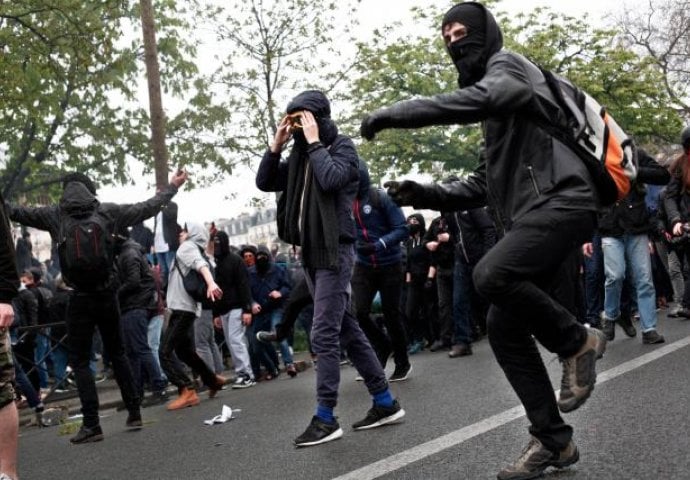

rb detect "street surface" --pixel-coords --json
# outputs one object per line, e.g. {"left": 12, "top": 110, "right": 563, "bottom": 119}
{"left": 17, "top": 313, "right": 690, "bottom": 480}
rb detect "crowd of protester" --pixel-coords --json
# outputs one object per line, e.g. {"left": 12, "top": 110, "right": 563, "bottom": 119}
{"left": 2, "top": 2, "right": 690, "bottom": 479}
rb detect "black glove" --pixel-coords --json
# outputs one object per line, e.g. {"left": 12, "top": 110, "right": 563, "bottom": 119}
{"left": 356, "top": 241, "right": 377, "bottom": 256}
{"left": 360, "top": 112, "right": 386, "bottom": 141}
{"left": 424, "top": 278, "right": 435, "bottom": 290}
{"left": 384, "top": 180, "right": 424, "bottom": 206}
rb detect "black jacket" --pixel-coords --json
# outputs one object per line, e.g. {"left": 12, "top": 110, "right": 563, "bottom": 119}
{"left": 369, "top": 4, "right": 598, "bottom": 232}
{"left": 0, "top": 191, "right": 19, "bottom": 303}
{"left": 452, "top": 207, "right": 497, "bottom": 265}
{"left": 599, "top": 151, "right": 670, "bottom": 237}
{"left": 211, "top": 251, "right": 253, "bottom": 317}
{"left": 6, "top": 182, "right": 179, "bottom": 291}
{"left": 115, "top": 239, "right": 156, "bottom": 313}
{"left": 663, "top": 159, "right": 690, "bottom": 229}
{"left": 423, "top": 215, "right": 455, "bottom": 270}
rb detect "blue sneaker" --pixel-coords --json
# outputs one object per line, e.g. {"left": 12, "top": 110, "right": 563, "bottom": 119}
{"left": 407, "top": 341, "right": 423, "bottom": 355}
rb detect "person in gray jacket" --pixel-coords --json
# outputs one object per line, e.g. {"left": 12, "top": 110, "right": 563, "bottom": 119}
{"left": 360, "top": 3, "right": 606, "bottom": 478}
{"left": 160, "top": 221, "right": 224, "bottom": 411}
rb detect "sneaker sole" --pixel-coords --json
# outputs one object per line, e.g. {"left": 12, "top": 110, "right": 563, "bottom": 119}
{"left": 126, "top": 423, "right": 143, "bottom": 430}
{"left": 70, "top": 434, "right": 104, "bottom": 444}
{"left": 232, "top": 382, "right": 256, "bottom": 389}
{"left": 389, "top": 365, "right": 413, "bottom": 382}
{"left": 294, "top": 427, "right": 344, "bottom": 447}
{"left": 558, "top": 330, "right": 607, "bottom": 413}
{"left": 353, "top": 408, "right": 406, "bottom": 431}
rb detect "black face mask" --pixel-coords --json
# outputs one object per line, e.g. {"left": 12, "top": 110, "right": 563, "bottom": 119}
{"left": 408, "top": 223, "right": 422, "bottom": 235}
{"left": 448, "top": 37, "right": 486, "bottom": 88}
{"left": 256, "top": 256, "right": 270, "bottom": 273}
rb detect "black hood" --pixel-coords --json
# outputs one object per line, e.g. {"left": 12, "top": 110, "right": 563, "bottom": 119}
{"left": 59, "top": 182, "right": 99, "bottom": 216}
{"left": 407, "top": 213, "right": 426, "bottom": 232}
{"left": 286, "top": 90, "right": 338, "bottom": 146}
{"left": 256, "top": 244, "right": 272, "bottom": 260}
{"left": 214, "top": 231, "right": 230, "bottom": 259}
{"left": 442, "top": 2, "right": 503, "bottom": 88}
{"left": 357, "top": 159, "right": 371, "bottom": 199}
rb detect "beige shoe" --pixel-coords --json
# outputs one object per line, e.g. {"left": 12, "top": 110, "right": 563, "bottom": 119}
{"left": 497, "top": 436, "right": 579, "bottom": 480}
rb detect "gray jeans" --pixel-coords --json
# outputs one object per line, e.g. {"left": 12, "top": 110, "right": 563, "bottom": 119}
{"left": 195, "top": 310, "right": 224, "bottom": 374}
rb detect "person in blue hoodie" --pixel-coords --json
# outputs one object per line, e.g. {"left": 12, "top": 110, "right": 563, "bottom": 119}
{"left": 352, "top": 160, "right": 411, "bottom": 381}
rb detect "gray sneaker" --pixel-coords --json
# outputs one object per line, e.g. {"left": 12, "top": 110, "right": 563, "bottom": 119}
{"left": 497, "top": 436, "right": 579, "bottom": 480}
{"left": 558, "top": 328, "right": 606, "bottom": 413}
{"left": 642, "top": 330, "right": 665, "bottom": 344}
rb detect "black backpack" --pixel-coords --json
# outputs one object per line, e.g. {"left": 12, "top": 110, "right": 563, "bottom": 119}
{"left": 58, "top": 210, "right": 115, "bottom": 290}
{"left": 32, "top": 286, "right": 53, "bottom": 325}
{"left": 174, "top": 246, "right": 216, "bottom": 309}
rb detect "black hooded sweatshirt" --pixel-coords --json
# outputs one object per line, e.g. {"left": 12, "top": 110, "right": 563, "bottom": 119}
{"left": 212, "top": 231, "right": 253, "bottom": 316}
{"left": 6, "top": 181, "right": 179, "bottom": 291}
{"left": 256, "top": 90, "right": 359, "bottom": 269}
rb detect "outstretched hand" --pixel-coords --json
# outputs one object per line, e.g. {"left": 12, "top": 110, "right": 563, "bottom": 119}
{"left": 384, "top": 180, "right": 424, "bottom": 206}
{"left": 360, "top": 113, "right": 381, "bottom": 141}
{"left": 170, "top": 169, "right": 188, "bottom": 188}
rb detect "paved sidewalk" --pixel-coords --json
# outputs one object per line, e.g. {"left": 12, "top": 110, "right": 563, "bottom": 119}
{"left": 17, "top": 352, "right": 313, "bottom": 427}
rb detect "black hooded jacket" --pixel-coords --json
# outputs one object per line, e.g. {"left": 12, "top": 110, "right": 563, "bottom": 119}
{"left": 212, "top": 231, "right": 253, "bottom": 316}
{"left": 405, "top": 213, "right": 431, "bottom": 277}
{"left": 115, "top": 238, "right": 157, "bottom": 313}
{"left": 256, "top": 91, "right": 359, "bottom": 269}
{"left": 6, "top": 181, "right": 179, "bottom": 291}
{"left": 599, "top": 150, "right": 670, "bottom": 237}
{"left": 369, "top": 3, "right": 598, "bottom": 232}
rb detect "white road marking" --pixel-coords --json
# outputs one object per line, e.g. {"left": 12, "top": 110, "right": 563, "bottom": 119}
{"left": 332, "top": 336, "right": 690, "bottom": 480}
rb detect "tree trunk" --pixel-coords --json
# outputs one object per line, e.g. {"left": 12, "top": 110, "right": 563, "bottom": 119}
{"left": 140, "top": 0, "right": 169, "bottom": 189}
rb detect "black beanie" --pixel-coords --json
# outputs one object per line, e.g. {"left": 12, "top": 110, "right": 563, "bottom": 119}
{"left": 441, "top": 2, "right": 486, "bottom": 43}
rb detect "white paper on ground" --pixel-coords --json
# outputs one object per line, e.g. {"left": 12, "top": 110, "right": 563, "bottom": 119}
{"left": 204, "top": 405, "right": 239, "bottom": 425}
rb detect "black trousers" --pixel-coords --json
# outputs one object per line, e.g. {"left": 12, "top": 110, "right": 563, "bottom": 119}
{"left": 160, "top": 310, "right": 217, "bottom": 390}
{"left": 67, "top": 290, "right": 139, "bottom": 428}
{"left": 473, "top": 208, "right": 594, "bottom": 452}
{"left": 351, "top": 262, "right": 409, "bottom": 369}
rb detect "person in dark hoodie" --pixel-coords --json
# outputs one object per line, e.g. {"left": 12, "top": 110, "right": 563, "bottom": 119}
{"left": 360, "top": 3, "right": 607, "bottom": 478}
{"left": 256, "top": 90, "right": 404, "bottom": 447}
{"left": 5, "top": 169, "right": 187, "bottom": 443}
{"left": 352, "top": 160, "right": 411, "bottom": 381}
{"left": 114, "top": 228, "right": 168, "bottom": 405}
{"left": 404, "top": 213, "right": 433, "bottom": 355}
{"left": 248, "top": 245, "right": 293, "bottom": 378}
{"left": 211, "top": 231, "right": 256, "bottom": 388}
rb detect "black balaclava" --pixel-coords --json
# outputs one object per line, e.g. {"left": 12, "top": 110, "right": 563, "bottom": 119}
{"left": 213, "top": 231, "right": 230, "bottom": 260}
{"left": 442, "top": 2, "right": 500, "bottom": 88}
{"left": 255, "top": 245, "right": 272, "bottom": 274}
{"left": 286, "top": 90, "right": 339, "bottom": 147}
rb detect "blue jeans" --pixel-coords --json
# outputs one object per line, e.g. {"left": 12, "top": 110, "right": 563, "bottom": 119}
{"left": 121, "top": 309, "right": 167, "bottom": 395}
{"left": 452, "top": 259, "right": 474, "bottom": 346}
{"left": 583, "top": 233, "right": 604, "bottom": 326}
{"left": 147, "top": 314, "right": 165, "bottom": 380}
{"left": 602, "top": 234, "right": 658, "bottom": 332}
{"left": 34, "top": 329, "right": 51, "bottom": 389}
{"left": 52, "top": 344, "right": 69, "bottom": 388}
{"left": 270, "top": 309, "right": 293, "bottom": 366}
{"left": 247, "top": 312, "right": 280, "bottom": 377}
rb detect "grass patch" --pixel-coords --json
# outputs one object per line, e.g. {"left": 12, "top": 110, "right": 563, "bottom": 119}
{"left": 57, "top": 420, "right": 82, "bottom": 436}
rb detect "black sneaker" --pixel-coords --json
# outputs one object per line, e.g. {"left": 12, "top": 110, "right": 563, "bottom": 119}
{"left": 618, "top": 315, "right": 637, "bottom": 338}
{"left": 231, "top": 374, "right": 256, "bottom": 389}
{"left": 389, "top": 364, "right": 412, "bottom": 382}
{"left": 497, "top": 436, "right": 579, "bottom": 480}
{"left": 294, "top": 416, "right": 343, "bottom": 447}
{"left": 558, "top": 328, "right": 606, "bottom": 413}
{"left": 70, "top": 425, "right": 104, "bottom": 444}
{"left": 642, "top": 330, "right": 665, "bottom": 344}
{"left": 126, "top": 410, "right": 143, "bottom": 430}
{"left": 141, "top": 390, "right": 169, "bottom": 408}
{"left": 352, "top": 400, "right": 405, "bottom": 430}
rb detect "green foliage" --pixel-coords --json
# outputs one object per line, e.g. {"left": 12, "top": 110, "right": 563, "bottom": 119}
{"left": 346, "top": 2, "right": 682, "bottom": 179}
{"left": 207, "top": 0, "right": 361, "bottom": 167}
{"left": 0, "top": 0, "right": 235, "bottom": 202}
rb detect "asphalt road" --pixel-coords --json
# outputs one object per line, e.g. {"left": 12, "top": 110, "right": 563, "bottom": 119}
{"left": 17, "top": 313, "right": 690, "bottom": 480}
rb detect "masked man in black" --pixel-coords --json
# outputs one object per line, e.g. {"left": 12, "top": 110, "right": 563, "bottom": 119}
{"left": 360, "top": 3, "right": 606, "bottom": 479}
